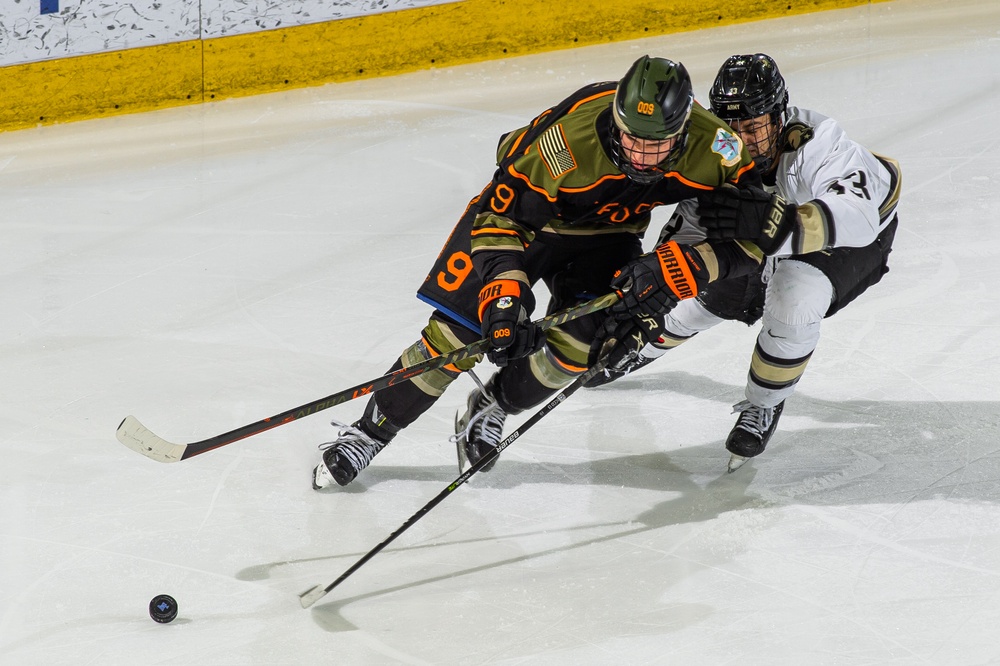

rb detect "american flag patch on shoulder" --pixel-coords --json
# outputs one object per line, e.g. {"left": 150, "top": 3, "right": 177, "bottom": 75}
{"left": 538, "top": 124, "right": 577, "bottom": 178}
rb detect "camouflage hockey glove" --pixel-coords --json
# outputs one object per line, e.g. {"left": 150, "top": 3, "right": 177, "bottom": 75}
{"left": 696, "top": 183, "right": 796, "bottom": 255}
{"left": 609, "top": 241, "right": 705, "bottom": 321}
{"left": 478, "top": 279, "right": 544, "bottom": 367}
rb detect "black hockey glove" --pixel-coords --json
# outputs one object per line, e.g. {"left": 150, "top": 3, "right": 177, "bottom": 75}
{"left": 696, "top": 183, "right": 796, "bottom": 255}
{"left": 478, "top": 279, "right": 544, "bottom": 367}
{"left": 585, "top": 312, "right": 665, "bottom": 387}
{"left": 609, "top": 241, "right": 705, "bottom": 321}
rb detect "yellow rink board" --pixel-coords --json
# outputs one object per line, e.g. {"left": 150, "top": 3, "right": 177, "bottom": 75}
{"left": 0, "top": 0, "right": 876, "bottom": 132}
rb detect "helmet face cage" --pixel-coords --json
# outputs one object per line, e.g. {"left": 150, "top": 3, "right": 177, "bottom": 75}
{"left": 728, "top": 113, "right": 783, "bottom": 172}
{"left": 610, "top": 56, "right": 695, "bottom": 183}
{"left": 709, "top": 53, "right": 789, "bottom": 171}
{"left": 608, "top": 119, "right": 691, "bottom": 184}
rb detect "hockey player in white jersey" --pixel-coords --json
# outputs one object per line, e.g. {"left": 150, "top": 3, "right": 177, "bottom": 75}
{"left": 588, "top": 53, "right": 901, "bottom": 472}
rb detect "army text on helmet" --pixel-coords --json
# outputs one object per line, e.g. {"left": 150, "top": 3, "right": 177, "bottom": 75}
{"left": 708, "top": 53, "right": 789, "bottom": 122}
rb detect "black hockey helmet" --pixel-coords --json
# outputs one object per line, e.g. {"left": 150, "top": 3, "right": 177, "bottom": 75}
{"left": 709, "top": 54, "right": 789, "bottom": 172}
{"left": 609, "top": 55, "right": 695, "bottom": 183}
{"left": 709, "top": 53, "right": 788, "bottom": 122}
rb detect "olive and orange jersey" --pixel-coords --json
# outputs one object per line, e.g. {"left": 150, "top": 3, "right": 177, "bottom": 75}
{"left": 469, "top": 81, "right": 761, "bottom": 285}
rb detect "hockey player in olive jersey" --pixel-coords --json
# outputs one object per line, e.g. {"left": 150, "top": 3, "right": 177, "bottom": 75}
{"left": 312, "top": 55, "right": 766, "bottom": 489}
{"left": 589, "top": 54, "right": 901, "bottom": 472}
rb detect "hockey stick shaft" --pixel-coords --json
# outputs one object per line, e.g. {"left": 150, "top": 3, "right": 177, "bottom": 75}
{"left": 298, "top": 357, "right": 609, "bottom": 609}
{"left": 117, "top": 292, "right": 619, "bottom": 463}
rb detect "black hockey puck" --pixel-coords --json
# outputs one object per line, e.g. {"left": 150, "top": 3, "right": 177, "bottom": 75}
{"left": 149, "top": 594, "right": 178, "bottom": 623}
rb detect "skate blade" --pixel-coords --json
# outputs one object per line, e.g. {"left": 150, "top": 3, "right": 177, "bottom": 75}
{"left": 456, "top": 436, "right": 471, "bottom": 474}
{"left": 727, "top": 454, "right": 749, "bottom": 473}
{"left": 454, "top": 411, "right": 470, "bottom": 474}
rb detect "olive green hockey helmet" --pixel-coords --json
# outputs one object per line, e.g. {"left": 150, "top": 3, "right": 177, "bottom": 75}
{"left": 612, "top": 55, "right": 695, "bottom": 140}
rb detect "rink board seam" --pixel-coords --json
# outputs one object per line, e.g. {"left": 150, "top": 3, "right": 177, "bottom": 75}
{"left": 0, "top": 0, "right": 878, "bottom": 132}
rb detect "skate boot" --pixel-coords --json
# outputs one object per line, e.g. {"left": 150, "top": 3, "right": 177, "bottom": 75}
{"left": 584, "top": 353, "right": 657, "bottom": 388}
{"left": 584, "top": 336, "right": 668, "bottom": 388}
{"left": 726, "top": 400, "right": 785, "bottom": 473}
{"left": 312, "top": 419, "right": 389, "bottom": 489}
{"left": 452, "top": 381, "right": 507, "bottom": 473}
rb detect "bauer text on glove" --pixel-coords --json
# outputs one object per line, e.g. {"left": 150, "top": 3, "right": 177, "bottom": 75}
{"left": 696, "top": 183, "right": 796, "bottom": 255}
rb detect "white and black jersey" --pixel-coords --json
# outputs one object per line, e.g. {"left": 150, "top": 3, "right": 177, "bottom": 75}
{"left": 766, "top": 106, "right": 900, "bottom": 255}
{"left": 661, "top": 106, "right": 901, "bottom": 257}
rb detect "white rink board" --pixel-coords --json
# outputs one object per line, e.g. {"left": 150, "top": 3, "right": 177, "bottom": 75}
{"left": 199, "top": 0, "right": 460, "bottom": 38}
{"left": 0, "top": 0, "right": 462, "bottom": 66}
{"left": 0, "top": 1, "right": 199, "bottom": 65}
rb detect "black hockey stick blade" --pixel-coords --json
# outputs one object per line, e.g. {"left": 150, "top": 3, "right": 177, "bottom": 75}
{"left": 298, "top": 357, "right": 609, "bottom": 609}
{"left": 117, "top": 292, "right": 619, "bottom": 463}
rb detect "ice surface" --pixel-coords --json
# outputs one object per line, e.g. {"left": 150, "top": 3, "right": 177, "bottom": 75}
{"left": 2, "top": 0, "right": 1000, "bottom": 663}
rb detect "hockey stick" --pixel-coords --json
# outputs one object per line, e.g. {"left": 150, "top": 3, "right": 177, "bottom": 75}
{"left": 116, "top": 292, "right": 619, "bottom": 464}
{"left": 298, "top": 356, "right": 609, "bottom": 609}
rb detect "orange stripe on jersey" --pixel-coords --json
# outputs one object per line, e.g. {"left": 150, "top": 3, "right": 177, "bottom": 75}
{"left": 508, "top": 164, "right": 628, "bottom": 200}
{"left": 420, "top": 334, "right": 438, "bottom": 357}
{"left": 532, "top": 109, "right": 553, "bottom": 128}
{"left": 505, "top": 129, "right": 529, "bottom": 159}
{"left": 568, "top": 89, "right": 615, "bottom": 114}
{"left": 558, "top": 172, "right": 628, "bottom": 193}
{"left": 731, "top": 162, "right": 757, "bottom": 183}
{"left": 661, "top": 171, "right": 715, "bottom": 190}
{"left": 471, "top": 227, "right": 521, "bottom": 237}
{"left": 507, "top": 164, "right": 558, "bottom": 202}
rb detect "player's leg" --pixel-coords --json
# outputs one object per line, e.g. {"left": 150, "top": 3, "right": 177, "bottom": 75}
{"left": 315, "top": 200, "right": 486, "bottom": 488}
{"left": 585, "top": 270, "right": 763, "bottom": 387}
{"left": 313, "top": 311, "right": 482, "bottom": 488}
{"left": 726, "top": 259, "right": 832, "bottom": 463}
{"left": 455, "top": 236, "right": 637, "bottom": 469}
{"left": 729, "top": 217, "right": 897, "bottom": 467}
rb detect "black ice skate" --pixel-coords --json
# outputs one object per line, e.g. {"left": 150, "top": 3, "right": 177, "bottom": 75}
{"left": 452, "top": 381, "right": 507, "bottom": 473}
{"left": 312, "top": 420, "right": 389, "bottom": 488}
{"left": 726, "top": 400, "right": 785, "bottom": 473}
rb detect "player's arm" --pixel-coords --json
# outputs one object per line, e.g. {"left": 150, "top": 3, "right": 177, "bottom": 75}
{"left": 696, "top": 135, "right": 891, "bottom": 255}
{"left": 695, "top": 183, "right": 796, "bottom": 255}
{"left": 608, "top": 238, "right": 762, "bottom": 320}
{"left": 655, "top": 120, "right": 762, "bottom": 246}
{"left": 792, "top": 144, "right": 894, "bottom": 251}
{"left": 469, "top": 171, "right": 554, "bottom": 366}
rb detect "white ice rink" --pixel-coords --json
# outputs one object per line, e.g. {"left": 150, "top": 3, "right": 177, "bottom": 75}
{"left": 3, "top": 0, "right": 1000, "bottom": 663}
